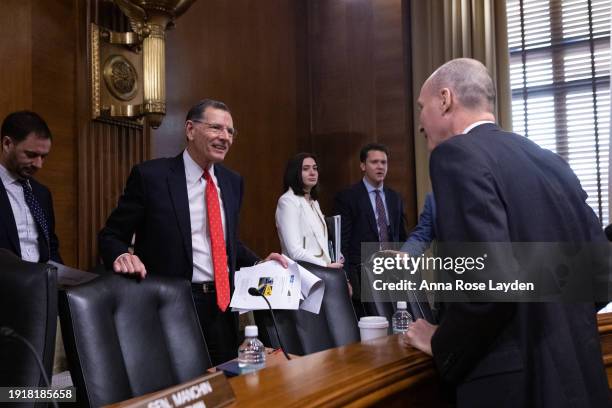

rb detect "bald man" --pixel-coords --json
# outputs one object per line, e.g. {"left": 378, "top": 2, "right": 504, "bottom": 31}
{"left": 403, "top": 58, "right": 609, "bottom": 407}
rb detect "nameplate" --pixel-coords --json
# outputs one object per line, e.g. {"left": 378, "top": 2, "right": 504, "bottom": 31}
{"left": 106, "top": 372, "right": 235, "bottom": 408}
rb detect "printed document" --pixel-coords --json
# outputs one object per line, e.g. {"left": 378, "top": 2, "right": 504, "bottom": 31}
{"left": 230, "top": 256, "right": 324, "bottom": 314}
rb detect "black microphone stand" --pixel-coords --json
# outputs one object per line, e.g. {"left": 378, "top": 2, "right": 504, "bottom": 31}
{"left": 248, "top": 288, "right": 291, "bottom": 360}
{"left": 1, "top": 326, "right": 59, "bottom": 408}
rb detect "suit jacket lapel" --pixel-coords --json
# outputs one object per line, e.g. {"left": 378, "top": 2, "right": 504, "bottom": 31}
{"left": 214, "top": 165, "right": 235, "bottom": 258}
{"left": 301, "top": 198, "right": 328, "bottom": 253}
{"left": 167, "top": 155, "right": 193, "bottom": 268}
{"left": 0, "top": 180, "right": 21, "bottom": 256}
{"left": 384, "top": 187, "right": 397, "bottom": 239}
{"left": 312, "top": 202, "right": 329, "bottom": 252}
{"left": 358, "top": 182, "right": 378, "bottom": 238}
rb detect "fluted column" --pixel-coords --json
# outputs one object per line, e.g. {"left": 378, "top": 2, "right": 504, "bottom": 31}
{"left": 142, "top": 20, "right": 166, "bottom": 128}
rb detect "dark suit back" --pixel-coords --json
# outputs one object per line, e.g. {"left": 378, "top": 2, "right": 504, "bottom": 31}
{"left": 429, "top": 123, "right": 609, "bottom": 407}
{"left": 98, "top": 155, "right": 257, "bottom": 280}
{"left": 0, "top": 177, "right": 61, "bottom": 263}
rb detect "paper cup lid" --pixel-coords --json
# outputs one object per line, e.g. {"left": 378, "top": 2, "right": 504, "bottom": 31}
{"left": 358, "top": 316, "right": 389, "bottom": 329}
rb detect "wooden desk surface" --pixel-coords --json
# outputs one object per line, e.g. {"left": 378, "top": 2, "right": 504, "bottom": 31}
{"left": 108, "top": 313, "right": 612, "bottom": 407}
{"left": 227, "top": 335, "right": 442, "bottom": 407}
{"left": 597, "top": 312, "right": 612, "bottom": 387}
{"left": 105, "top": 335, "right": 441, "bottom": 408}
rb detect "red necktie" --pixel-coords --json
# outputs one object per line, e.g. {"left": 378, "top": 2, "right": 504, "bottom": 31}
{"left": 204, "top": 169, "right": 230, "bottom": 311}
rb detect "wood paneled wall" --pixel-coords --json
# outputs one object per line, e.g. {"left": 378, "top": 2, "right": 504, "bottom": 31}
{"left": 154, "top": 0, "right": 416, "bottom": 257}
{"left": 153, "top": 0, "right": 309, "bottom": 257}
{"left": 77, "top": 120, "right": 150, "bottom": 268}
{"left": 1, "top": 0, "right": 150, "bottom": 269}
{"left": 0, "top": 0, "right": 78, "bottom": 266}
{"left": 307, "top": 0, "right": 417, "bottom": 223}
{"left": 76, "top": 1, "right": 150, "bottom": 269}
{"left": 1, "top": 0, "right": 416, "bottom": 267}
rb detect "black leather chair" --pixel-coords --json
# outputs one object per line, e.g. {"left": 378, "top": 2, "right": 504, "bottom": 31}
{"left": 363, "top": 300, "right": 395, "bottom": 320}
{"left": 361, "top": 257, "right": 435, "bottom": 323}
{"left": 358, "top": 256, "right": 396, "bottom": 320}
{"left": 59, "top": 274, "right": 211, "bottom": 407}
{"left": 254, "top": 261, "right": 359, "bottom": 355}
{"left": 0, "top": 249, "right": 57, "bottom": 398}
{"left": 363, "top": 296, "right": 434, "bottom": 323}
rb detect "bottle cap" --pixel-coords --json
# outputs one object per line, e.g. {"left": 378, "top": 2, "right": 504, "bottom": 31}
{"left": 245, "top": 325, "right": 258, "bottom": 337}
{"left": 397, "top": 301, "right": 407, "bottom": 310}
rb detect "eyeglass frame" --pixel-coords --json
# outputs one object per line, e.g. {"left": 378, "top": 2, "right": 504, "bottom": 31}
{"left": 190, "top": 119, "right": 238, "bottom": 138}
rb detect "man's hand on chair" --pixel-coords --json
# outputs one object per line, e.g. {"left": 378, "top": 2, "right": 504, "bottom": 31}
{"left": 113, "top": 253, "right": 147, "bottom": 279}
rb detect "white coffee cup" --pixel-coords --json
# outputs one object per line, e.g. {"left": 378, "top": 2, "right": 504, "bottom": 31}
{"left": 358, "top": 316, "right": 389, "bottom": 341}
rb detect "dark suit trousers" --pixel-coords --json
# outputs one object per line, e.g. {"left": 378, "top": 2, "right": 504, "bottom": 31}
{"left": 191, "top": 287, "right": 239, "bottom": 366}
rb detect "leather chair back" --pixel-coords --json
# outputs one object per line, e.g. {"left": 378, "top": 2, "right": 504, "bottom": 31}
{"left": 361, "top": 260, "right": 435, "bottom": 323}
{"left": 59, "top": 274, "right": 211, "bottom": 407}
{"left": 0, "top": 249, "right": 57, "bottom": 400}
{"left": 363, "top": 300, "right": 395, "bottom": 320}
{"left": 255, "top": 261, "right": 359, "bottom": 355}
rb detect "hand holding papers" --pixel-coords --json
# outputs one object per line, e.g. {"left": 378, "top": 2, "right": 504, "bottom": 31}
{"left": 230, "top": 256, "right": 325, "bottom": 314}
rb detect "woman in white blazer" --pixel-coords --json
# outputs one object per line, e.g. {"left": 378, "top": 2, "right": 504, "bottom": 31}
{"left": 275, "top": 153, "right": 344, "bottom": 269}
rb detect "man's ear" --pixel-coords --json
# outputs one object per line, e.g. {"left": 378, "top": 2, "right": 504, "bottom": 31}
{"left": 360, "top": 162, "right": 366, "bottom": 172}
{"left": 440, "top": 88, "right": 452, "bottom": 114}
{"left": 1, "top": 136, "right": 12, "bottom": 152}
{"left": 185, "top": 121, "right": 195, "bottom": 142}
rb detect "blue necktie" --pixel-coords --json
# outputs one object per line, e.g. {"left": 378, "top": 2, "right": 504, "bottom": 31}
{"left": 18, "top": 179, "right": 50, "bottom": 254}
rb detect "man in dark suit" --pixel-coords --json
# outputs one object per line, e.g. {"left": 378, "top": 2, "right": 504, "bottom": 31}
{"left": 0, "top": 111, "right": 61, "bottom": 264}
{"left": 99, "top": 99, "right": 286, "bottom": 365}
{"left": 334, "top": 143, "right": 407, "bottom": 315}
{"left": 403, "top": 58, "right": 609, "bottom": 406}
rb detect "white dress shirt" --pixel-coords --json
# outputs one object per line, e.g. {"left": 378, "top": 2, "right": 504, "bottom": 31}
{"left": 183, "top": 150, "right": 228, "bottom": 283}
{"left": 462, "top": 120, "right": 495, "bottom": 134}
{"left": 0, "top": 163, "right": 40, "bottom": 262}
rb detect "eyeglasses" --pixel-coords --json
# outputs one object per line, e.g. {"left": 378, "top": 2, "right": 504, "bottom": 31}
{"left": 191, "top": 119, "right": 238, "bottom": 138}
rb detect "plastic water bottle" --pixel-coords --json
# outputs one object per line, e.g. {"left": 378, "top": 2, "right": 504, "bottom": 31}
{"left": 237, "top": 325, "right": 266, "bottom": 372}
{"left": 392, "top": 301, "right": 413, "bottom": 334}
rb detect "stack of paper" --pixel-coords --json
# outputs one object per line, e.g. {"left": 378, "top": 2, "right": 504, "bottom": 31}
{"left": 230, "top": 255, "right": 324, "bottom": 314}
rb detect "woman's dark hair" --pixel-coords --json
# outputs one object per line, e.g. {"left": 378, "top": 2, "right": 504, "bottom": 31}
{"left": 283, "top": 152, "right": 319, "bottom": 200}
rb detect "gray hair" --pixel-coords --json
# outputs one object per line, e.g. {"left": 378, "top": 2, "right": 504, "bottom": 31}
{"left": 429, "top": 58, "right": 496, "bottom": 113}
{"left": 185, "top": 99, "right": 230, "bottom": 122}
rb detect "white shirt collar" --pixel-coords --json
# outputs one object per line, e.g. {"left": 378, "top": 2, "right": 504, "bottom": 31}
{"left": 0, "top": 163, "right": 19, "bottom": 186}
{"left": 462, "top": 120, "right": 495, "bottom": 134}
{"left": 362, "top": 177, "right": 383, "bottom": 193}
{"left": 183, "top": 150, "right": 214, "bottom": 184}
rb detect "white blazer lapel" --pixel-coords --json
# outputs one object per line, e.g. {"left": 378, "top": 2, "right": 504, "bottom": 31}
{"left": 303, "top": 199, "right": 328, "bottom": 254}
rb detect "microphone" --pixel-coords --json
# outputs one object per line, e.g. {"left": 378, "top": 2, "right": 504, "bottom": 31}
{"left": 1, "top": 326, "right": 59, "bottom": 408}
{"left": 248, "top": 288, "right": 291, "bottom": 360}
